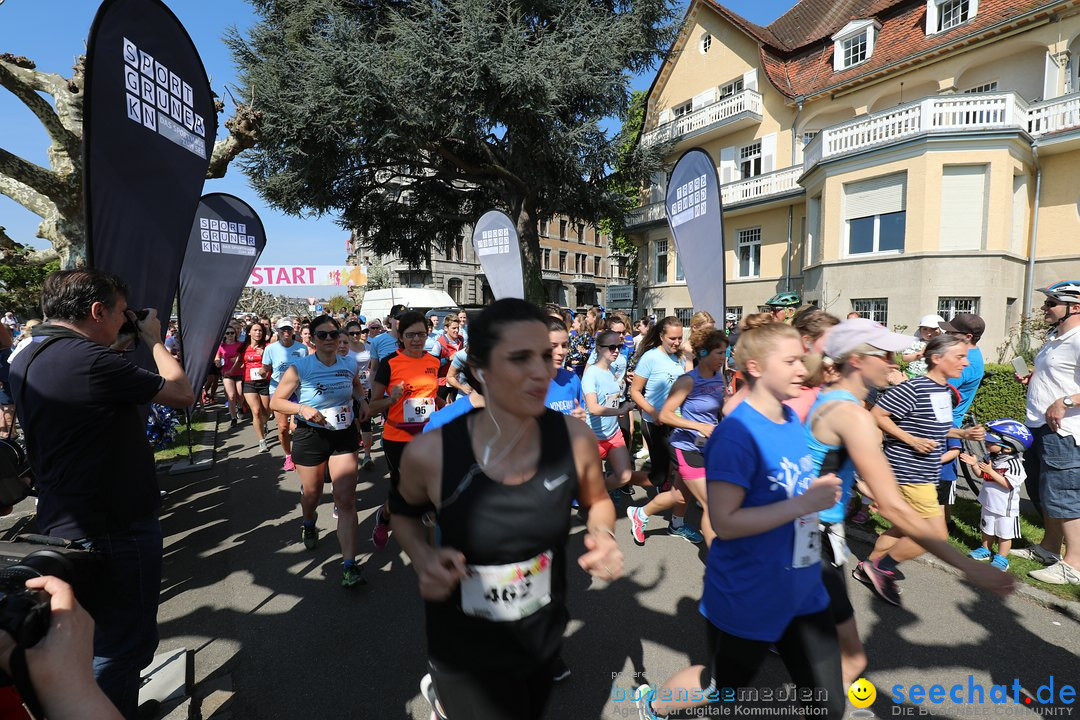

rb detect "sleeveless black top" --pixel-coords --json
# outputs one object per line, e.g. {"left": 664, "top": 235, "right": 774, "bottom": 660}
{"left": 426, "top": 408, "right": 577, "bottom": 672}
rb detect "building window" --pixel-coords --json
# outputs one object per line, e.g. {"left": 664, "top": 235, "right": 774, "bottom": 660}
{"left": 963, "top": 81, "right": 998, "bottom": 93}
{"left": 542, "top": 248, "right": 551, "bottom": 270}
{"left": 675, "top": 249, "right": 684, "bottom": 282}
{"left": 559, "top": 219, "right": 567, "bottom": 240}
{"left": 575, "top": 253, "right": 587, "bottom": 274}
{"left": 593, "top": 256, "right": 601, "bottom": 276}
{"left": 852, "top": 298, "right": 889, "bottom": 325}
{"left": 737, "top": 228, "right": 761, "bottom": 279}
{"left": 841, "top": 32, "right": 868, "bottom": 68}
{"left": 938, "top": 0, "right": 971, "bottom": 31}
{"left": 577, "top": 223, "right": 585, "bottom": 244}
{"left": 718, "top": 78, "right": 744, "bottom": 99}
{"left": 653, "top": 308, "right": 666, "bottom": 319}
{"left": 739, "top": 141, "right": 762, "bottom": 179}
{"left": 654, "top": 239, "right": 668, "bottom": 284}
{"left": 700, "top": 33, "right": 712, "bottom": 54}
{"left": 802, "top": 131, "right": 819, "bottom": 146}
{"left": 672, "top": 101, "right": 692, "bottom": 119}
{"left": 539, "top": 219, "right": 549, "bottom": 237}
{"left": 938, "top": 297, "right": 980, "bottom": 320}
{"left": 594, "top": 228, "right": 602, "bottom": 246}
{"left": 447, "top": 278, "right": 463, "bottom": 304}
{"left": 844, "top": 174, "right": 906, "bottom": 256}
{"left": 559, "top": 251, "right": 567, "bottom": 272}
{"left": 725, "top": 306, "right": 743, "bottom": 323}
{"left": 675, "top": 308, "right": 694, "bottom": 325}
{"left": 614, "top": 256, "right": 628, "bottom": 280}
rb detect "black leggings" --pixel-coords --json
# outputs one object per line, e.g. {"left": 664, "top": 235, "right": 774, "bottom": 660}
{"left": 428, "top": 657, "right": 554, "bottom": 720}
{"left": 706, "top": 610, "right": 844, "bottom": 718}
{"left": 641, "top": 421, "right": 672, "bottom": 485}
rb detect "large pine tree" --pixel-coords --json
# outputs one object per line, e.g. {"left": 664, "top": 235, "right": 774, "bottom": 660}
{"left": 229, "top": 0, "right": 675, "bottom": 303}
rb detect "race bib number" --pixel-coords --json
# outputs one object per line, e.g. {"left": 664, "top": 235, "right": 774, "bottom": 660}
{"left": 604, "top": 393, "right": 620, "bottom": 409}
{"left": 792, "top": 513, "right": 820, "bottom": 569}
{"left": 459, "top": 551, "right": 553, "bottom": 622}
{"left": 930, "top": 392, "right": 952, "bottom": 423}
{"left": 359, "top": 370, "right": 369, "bottom": 385}
{"left": 324, "top": 404, "right": 354, "bottom": 431}
{"left": 248, "top": 367, "right": 266, "bottom": 381}
{"left": 403, "top": 397, "right": 436, "bottom": 424}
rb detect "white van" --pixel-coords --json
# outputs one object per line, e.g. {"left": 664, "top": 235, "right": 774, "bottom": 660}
{"left": 359, "top": 288, "right": 458, "bottom": 324}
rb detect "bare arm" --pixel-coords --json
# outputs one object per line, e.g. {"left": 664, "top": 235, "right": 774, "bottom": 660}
{"left": 138, "top": 312, "right": 194, "bottom": 408}
{"left": 708, "top": 475, "right": 841, "bottom": 541}
{"left": 658, "top": 375, "right": 712, "bottom": 436}
{"left": 629, "top": 372, "right": 654, "bottom": 419}
{"left": 446, "top": 363, "right": 470, "bottom": 394}
{"left": 871, "top": 404, "right": 937, "bottom": 453}
{"left": 568, "top": 417, "right": 623, "bottom": 580}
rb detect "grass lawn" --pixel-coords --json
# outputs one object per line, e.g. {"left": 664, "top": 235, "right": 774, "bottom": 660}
{"left": 866, "top": 497, "right": 1079, "bottom": 603}
{"left": 154, "top": 414, "right": 213, "bottom": 465}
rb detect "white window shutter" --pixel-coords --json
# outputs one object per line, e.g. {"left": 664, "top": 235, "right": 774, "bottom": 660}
{"left": 939, "top": 166, "right": 987, "bottom": 250}
{"left": 659, "top": 108, "right": 672, "bottom": 125}
{"left": 760, "top": 133, "right": 777, "bottom": 173}
{"left": 720, "top": 147, "right": 736, "bottom": 184}
{"left": 843, "top": 173, "right": 906, "bottom": 219}
{"left": 743, "top": 69, "right": 758, "bottom": 91}
{"left": 1044, "top": 51, "right": 1059, "bottom": 101}
{"left": 692, "top": 88, "right": 716, "bottom": 110}
{"left": 925, "top": 0, "right": 938, "bottom": 34}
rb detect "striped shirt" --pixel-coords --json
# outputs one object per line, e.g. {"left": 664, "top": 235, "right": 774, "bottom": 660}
{"left": 876, "top": 376, "right": 953, "bottom": 483}
{"left": 978, "top": 455, "right": 1026, "bottom": 516}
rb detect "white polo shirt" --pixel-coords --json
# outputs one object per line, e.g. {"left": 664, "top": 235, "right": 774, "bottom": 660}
{"left": 1026, "top": 323, "right": 1080, "bottom": 444}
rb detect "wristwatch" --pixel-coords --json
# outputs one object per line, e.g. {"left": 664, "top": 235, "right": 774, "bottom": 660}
{"left": 1063, "top": 396, "right": 1075, "bottom": 408}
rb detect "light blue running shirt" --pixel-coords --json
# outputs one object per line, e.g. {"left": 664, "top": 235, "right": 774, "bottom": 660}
{"left": 295, "top": 353, "right": 356, "bottom": 427}
{"left": 263, "top": 340, "right": 308, "bottom": 390}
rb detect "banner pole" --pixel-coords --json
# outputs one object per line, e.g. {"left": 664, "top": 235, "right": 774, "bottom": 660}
{"left": 185, "top": 407, "right": 194, "bottom": 463}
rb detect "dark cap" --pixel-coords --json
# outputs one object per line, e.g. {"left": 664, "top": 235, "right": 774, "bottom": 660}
{"left": 389, "top": 303, "right": 407, "bottom": 319}
{"left": 939, "top": 313, "right": 985, "bottom": 341}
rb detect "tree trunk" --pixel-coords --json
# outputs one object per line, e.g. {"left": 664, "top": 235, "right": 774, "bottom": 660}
{"left": 514, "top": 195, "right": 545, "bottom": 306}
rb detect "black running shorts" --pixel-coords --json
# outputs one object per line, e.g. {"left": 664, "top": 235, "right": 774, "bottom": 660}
{"left": 291, "top": 423, "right": 359, "bottom": 466}
{"left": 242, "top": 379, "right": 270, "bottom": 396}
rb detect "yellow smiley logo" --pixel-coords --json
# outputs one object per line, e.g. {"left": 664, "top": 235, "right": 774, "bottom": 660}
{"left": 848, "top": 678, "right": 877, "bottom": 708}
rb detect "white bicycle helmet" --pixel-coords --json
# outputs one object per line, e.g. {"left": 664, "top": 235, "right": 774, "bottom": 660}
{"left": 1037, "top": 281, "right": 1080, "bottom": 304}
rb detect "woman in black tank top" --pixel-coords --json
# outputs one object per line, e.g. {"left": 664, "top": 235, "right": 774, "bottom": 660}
{"left": 392, "top": 300, "right": 624, "bottom": 720}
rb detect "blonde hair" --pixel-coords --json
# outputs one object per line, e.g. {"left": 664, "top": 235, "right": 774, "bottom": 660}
{"left": 739, "top": 312, "right": 774, "bottom": 333}
{"left": 793, "top": 310, "right": 840, "bottom": 343}
{"left": 690, "top": 311, "right": 715, "bottom": 331}
{"left": 734, "top": 322, "right": 801, "bottom": 374}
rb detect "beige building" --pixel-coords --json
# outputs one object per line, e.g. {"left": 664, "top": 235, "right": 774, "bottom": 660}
{"left": 628, "top": 0, "right": 1080, "bottom": 353}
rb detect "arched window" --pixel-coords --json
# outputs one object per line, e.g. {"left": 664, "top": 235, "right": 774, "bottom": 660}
{"left": 447, "top": 278, "right": 463, "bottom": 304}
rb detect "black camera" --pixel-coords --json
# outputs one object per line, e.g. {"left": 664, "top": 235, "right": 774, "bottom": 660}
{"left": 116, "top": 308, "right": 150, "bottom": 351}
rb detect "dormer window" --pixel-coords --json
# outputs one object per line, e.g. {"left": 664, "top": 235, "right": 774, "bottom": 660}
{"left": 927, "top": 0, "right": 977, "bottom": 34}
{"left": 832, "top": 20, "right": 880, "bottom": 72}
{"left": 700, "top": 33, "right": 712, "bottom": 54}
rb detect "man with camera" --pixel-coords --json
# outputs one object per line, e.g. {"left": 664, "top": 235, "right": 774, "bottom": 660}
{"left": 9, "top": 269, "right": 193, "bottom": 718}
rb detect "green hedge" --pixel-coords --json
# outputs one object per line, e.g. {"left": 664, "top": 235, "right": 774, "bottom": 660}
{"left": 972, "top": 363, "right": 1027, "bottom": 423}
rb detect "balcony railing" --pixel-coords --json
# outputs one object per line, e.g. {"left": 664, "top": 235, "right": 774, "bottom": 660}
{"left": 721, "top": 166, "right": 804, "bottom": 205}
{"left": 1028, "top": 92, "right": 1080, "bottom": 134}
{"left": 642, "top": 89, "right": 763, "bottom": 146}
{"left": 625, "top": 200, "right": 666, "bottom": 227}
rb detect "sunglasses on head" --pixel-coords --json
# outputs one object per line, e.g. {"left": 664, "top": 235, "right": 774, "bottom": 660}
{"left": 314, "top": 330, "right": 340, "bottom": 340}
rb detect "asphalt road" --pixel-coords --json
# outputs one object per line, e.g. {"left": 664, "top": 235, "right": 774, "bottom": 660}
{"left": 24, "top": 415, "right": 1076, "bottom": 720}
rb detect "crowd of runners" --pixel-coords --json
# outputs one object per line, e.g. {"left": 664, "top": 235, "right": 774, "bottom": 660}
{"left": 4, "top": 279, "right": 1079, "bottom": 720}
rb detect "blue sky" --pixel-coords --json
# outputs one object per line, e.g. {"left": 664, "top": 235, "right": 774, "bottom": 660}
{"left": 0, "top": 0, "right": 792, "bottom": 296}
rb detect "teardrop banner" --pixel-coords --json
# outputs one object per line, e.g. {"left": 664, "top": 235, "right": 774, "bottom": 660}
{"left": 471, "top": 210, "right": 525, "bottom": 300}
{"left": 178, "top": 193, "right": 267, "bottom": 404}
{"left": 83, "top": 0, "right": 216, "bottom": 339}
{"left": 665, "top": 148, "right": 725, "bottom": 320}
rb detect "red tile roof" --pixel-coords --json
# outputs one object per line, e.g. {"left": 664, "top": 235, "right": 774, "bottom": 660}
{"left": 699, "top": 0, "right": 1069, "bottom": 99}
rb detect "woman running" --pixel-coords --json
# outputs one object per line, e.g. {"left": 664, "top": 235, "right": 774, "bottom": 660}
{"left": 240, "top": 321, "right": 271, "bottom": 451}
{"left": 582, "top": 330, "right": 647, "bottom": 491}
{"left": 216, "top": 326, "right": 245, "bottom": 426}
{"left": 657, "top": 327, "right": 729, "bottom": 547}
{"left": 271, "top": 315, "right": 369, "bottom": 588}
{"left": 393, "top": 299, "right": 623, "bottom": 720}
{"left": 806, "top": 318, "right": 1014, "bottom": 685}
{"left": 368, "top": 311, "right": 441, "bottom": 550}
{"left": 627, "top": 316, "right": 699, "bottom": 545}
{"left": 637, "top": 322, "right": 845, "bottom": 719}
{"left": 545, "top": 317, "right": 586, "bottom": 419}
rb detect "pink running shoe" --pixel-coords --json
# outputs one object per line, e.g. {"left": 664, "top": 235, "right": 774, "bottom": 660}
{"left": 283, "top": 455, "right": 295, "bottom": 472}
{"left": 372, "top": 512, "right": 391, "bottom": 549}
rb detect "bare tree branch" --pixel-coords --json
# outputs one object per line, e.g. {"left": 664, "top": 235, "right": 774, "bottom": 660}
{"left": 0, "top": 58, "right": 80, "bottom": 161}
{"left": 206, "top": 102, "right": 262, "bottom": 178}
{"left": 0, "top": 168, "right": 59, "bottom": 218}
{"left": 0, "top": 147, "right": 72, "bottom": 210}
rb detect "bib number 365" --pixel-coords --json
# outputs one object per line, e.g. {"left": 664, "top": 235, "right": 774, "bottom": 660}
{"left": 459, "top": 550, "right": 553, "bottom": 622}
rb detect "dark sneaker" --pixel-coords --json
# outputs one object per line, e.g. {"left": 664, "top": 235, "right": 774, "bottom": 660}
{"left": 667, "top": 524, "right": 704, "bottom": 544}
{"left": 341, "top": 564, "right": 366, "bottom": 588}
{"left": 853, "top": 560, "right": 902, "bottom": 606}
{"left": 372, "top": 512, "right": 391, "bottom": 549}
{"left": 301, "top": 525, "right": 318, "bottom": 551}
{"left": 551, "top": 656, "right": 571, "bottom": 682}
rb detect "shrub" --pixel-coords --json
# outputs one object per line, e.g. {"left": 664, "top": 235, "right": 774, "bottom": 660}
{"left": 972, "top": 364, "right": 1027, "bottom": 423}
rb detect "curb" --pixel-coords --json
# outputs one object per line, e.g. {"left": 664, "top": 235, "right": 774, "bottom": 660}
{"left": 167, "top": 410, "right": 219, "bottom": 475}
{"left": 845, "top": 525, "right": 1080, "bottom": 622}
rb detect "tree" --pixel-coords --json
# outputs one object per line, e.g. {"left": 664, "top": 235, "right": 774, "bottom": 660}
{"left": 601, "top": 88, "right": 650, "bottom": 283}
{"left": 235, "top": 287, "right": 307, "bottom": 317}
{"left": 229, "top": 0, "right": 676, "bottom": 304}
{"left": 0, "top": 227, "right": 59, "bottom": 318}
{"left": 326, "top": 295, "right": 349, "bottom": 314}
{"left": 0, "top": 52, "right": 262, "bottom": 269}
{"left": 364, "top": 263, "right": 393, "bottom": 291}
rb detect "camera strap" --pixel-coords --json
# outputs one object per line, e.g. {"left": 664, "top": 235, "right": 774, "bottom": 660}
{"left": 7, "top": 647, "right": 43, "bottom": 720}
{"left": 13, "top": 325, "right": 84, "bottom": 412}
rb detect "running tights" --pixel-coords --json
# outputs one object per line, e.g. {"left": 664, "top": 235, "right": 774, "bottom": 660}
{"left": 428, "top": 658, "right": 554, "bottom": 720}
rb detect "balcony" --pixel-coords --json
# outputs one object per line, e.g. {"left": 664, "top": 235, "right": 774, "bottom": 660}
{"left": 571, "top": 274, "right": 596, "bottom": 286}
{"left": 1028, "top": 93, "right": 1080, "bottom": 135}
{"left": 625, "top": 200, "right": 667, "bottom": 228}
{"left": 541, "top": 269, "right": 561, "bottom": 281}
{"left": 642, "top": 89, "right": 763, "bottom": 147}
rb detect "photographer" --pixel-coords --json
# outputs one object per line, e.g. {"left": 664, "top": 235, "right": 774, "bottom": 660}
{"left": 8, "top": 269, "right": 193, "bottom": 719}
{"left": 0, "top": 577, "right": 122, "bottom": 720}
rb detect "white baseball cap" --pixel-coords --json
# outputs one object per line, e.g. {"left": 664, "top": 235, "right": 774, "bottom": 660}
{"left": 918, "top": 314, "right": 945, "bottom": 329}
{"left": 824, "top": 318, "right": 912, "bottom": 360}
{"left": 275, "top": 318, "right": 294, "bottom": 331}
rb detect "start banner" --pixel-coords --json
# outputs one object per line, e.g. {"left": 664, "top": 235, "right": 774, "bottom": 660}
{"left": 247, "top": 265, "right": 368, "bottom": 287}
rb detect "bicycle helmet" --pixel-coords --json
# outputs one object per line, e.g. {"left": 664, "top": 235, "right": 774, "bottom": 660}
{"left": 1037, "top": 281, "right": 1080, "bottom": 304}
{"left": 984, "top": 419, "right": 1033, "bottom": 454}
{"left": 765, "top": 292, "right": 801, "bottom": 308}
{"left": 725, "top": 313, "right": 737, "bottom": 322}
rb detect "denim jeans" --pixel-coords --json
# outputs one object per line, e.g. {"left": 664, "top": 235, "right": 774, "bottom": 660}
{"left": 86, "top": 516, "right": 163, "bottom": 719}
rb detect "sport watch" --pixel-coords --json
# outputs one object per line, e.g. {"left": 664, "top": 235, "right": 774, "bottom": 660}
{"left": 1063, "top": 396, "right": 1075, "bottom": 408}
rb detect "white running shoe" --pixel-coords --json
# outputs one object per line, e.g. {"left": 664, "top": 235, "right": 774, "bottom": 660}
{"left": 635, "top": 446, "right": 650, "bottom": 460}
{"left": 420, "top": 673, "right": 448, "bottom": 720}
{"left": 258, "top": 439, "right": 268, "bottom": 452}
{"left": 1029, "top": 560, "right": 1080, "bottom": 585}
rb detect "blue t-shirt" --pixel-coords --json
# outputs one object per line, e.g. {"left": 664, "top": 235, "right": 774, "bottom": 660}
{"left": 948, "top": 346, "right": 984, "bottom": 426}
{"left": 545, "top": 368, "right": 585, "bottom": 415}
{"left": 670, "top": 369, "right": 726, "bottom": 452}
{"left": 582, "top": 364, "right": 621, "bottom": 440}
{"left": 804, "top": 389, "right": 860, "bottom": 525}
{"left": 451, "top": 349, "right": 467, "bottom": 371}
{"left": 295, "top": 354, "right": 356, "bottom": 413}
{"left": 635, "top": 347, "right": 685, "bottom": 423}
{"left": 701, "top": 401, "right": 828, "bottom": 643}
{"left": 263, "top": 340, "right": 308, "bottom": 389}
{"left": 424, "top": 394, "right": 477, "bottom": 432}
{"left": 370, "top": 333, "right": 399, "bottom": 363}
{"left": 940, "top": 436, "right": 963, "bottom": 482}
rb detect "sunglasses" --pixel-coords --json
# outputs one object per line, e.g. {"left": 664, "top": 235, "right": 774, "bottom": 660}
{"left": 1044, "top": 300, "right": 1062, "bottom": 308}
{"left": 314, "top": 330, "right": 341, "bottom": 340}
{"left": 402, "top": 331, "right": 427, "bottom": 340}
{"left": 348, "top": 331, "right": 365, "bottom": 337}
{"left": 601, "top": 344, "right": 622, "bottom": 352}
{"left": 224, "top": 332, "right": 236, "bottom": 336}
